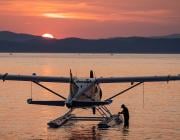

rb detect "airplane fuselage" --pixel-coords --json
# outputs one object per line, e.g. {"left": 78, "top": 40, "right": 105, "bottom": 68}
{"left": 66, "top": 78, "right": 102, "bottom": 108}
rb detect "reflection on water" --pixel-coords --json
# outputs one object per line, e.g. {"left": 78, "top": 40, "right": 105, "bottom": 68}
{"left": 122, "top": 128, "right": 129, "bottom": 137}
{"left": 66, "top": 125, "right": 102, "bottom": 140}
{"left": 0, "top": 53, "right": 180, "bottom": 140}
{"left": 47, "top": 123, "right": 130, "bottom": 140}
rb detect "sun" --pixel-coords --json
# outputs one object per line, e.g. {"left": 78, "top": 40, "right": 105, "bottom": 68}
{"left": 42, "top": 33, "right": 54, "bottom": 39}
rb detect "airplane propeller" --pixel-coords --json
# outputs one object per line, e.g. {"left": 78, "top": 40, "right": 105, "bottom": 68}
{"left": 90, "top": 70, "right": 97, "bottom": 115}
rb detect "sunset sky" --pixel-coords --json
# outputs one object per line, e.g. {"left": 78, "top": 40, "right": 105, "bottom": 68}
{"left": 0, "top": 0, "right": 179, "bottom": 38}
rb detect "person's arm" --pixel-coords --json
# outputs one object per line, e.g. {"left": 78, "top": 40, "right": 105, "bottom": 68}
{"left": 118, "top": 110, "right": 124, "bottom": 114}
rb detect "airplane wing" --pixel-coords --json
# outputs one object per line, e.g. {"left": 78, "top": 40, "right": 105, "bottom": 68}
{"left": 96, "top": 75, "right": 180, "bottom": 83}
{"left": 0, "top": 73, "right": 70, "bottom": 83}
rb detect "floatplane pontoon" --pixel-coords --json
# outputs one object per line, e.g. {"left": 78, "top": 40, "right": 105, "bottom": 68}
{"left": 1, "top": 70, "right": 180, "bottom": 128}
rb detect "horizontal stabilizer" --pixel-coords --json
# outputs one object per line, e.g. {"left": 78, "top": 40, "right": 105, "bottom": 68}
{"left": 27, "top": 99, "right": 65, "bottom": 106}
{"left": 70, "top": 100, "right": 112, "bottom": 107}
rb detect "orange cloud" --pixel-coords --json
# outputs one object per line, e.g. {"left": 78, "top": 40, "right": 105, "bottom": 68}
{"left": 0, "top": 0, "right": 179, "bottom": 38}
{"left": 42, "top": 9, "right": 174, "bottom": 23}
{"left": 0, "top": 0, "right": 178, "bottom": 23}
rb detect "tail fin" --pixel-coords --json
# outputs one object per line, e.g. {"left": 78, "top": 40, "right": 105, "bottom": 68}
{"left": 90, "top": 70, "right": 94, "bottom": 78}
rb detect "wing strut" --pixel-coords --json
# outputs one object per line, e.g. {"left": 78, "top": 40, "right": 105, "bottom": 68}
{"left": 33, "top": 81, "right": 66, "bottom": 100}
{"left": 105, "top": 82, "right": 143, "bottom": 101}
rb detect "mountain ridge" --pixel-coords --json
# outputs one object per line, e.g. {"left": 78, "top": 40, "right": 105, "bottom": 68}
{"left": 0, "top": 31, "right": 180, "bottom": 53}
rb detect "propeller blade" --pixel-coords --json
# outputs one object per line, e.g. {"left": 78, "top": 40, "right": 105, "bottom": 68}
{"left": 70, "top": 69, "right": 73, "bottom": 83}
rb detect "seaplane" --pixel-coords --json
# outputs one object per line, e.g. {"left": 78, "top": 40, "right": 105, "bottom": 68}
{"left": 0, "top": 70, "right": 180, "bottom": 128}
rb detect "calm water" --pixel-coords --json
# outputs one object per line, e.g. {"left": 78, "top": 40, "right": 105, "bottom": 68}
{"left": 0, "top": 53, "right": 180, "bottom": 140}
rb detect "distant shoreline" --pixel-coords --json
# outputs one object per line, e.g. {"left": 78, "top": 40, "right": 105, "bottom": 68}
{"left": 1, "top": 52, "right": 180, "bottom": 54}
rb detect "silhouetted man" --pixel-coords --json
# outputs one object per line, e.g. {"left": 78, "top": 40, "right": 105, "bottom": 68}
{"left": 119, "top": 104, "right": 129, "bottom": 128}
